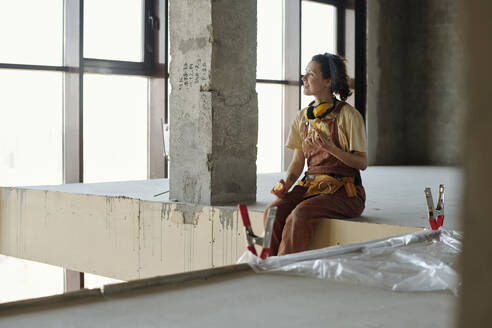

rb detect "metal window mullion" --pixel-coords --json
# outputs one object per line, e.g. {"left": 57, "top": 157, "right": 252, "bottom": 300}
{"left": 283, "top": 0, "right": 301, "bottom": 171}
{"left": 144, "top": 0, "right": 155, "bottom": 72}
{"left": 164, "top": 0, "right": 169, "bottom": 178}
{"left": 63, "top": 0, "right": 84, "bottom": 291}
{"left": 82, "top": 58, "right": 150, "bottom": 75}
{"left": 148, "top": 0, "right": 166, "bottom": 179}
{"left": 337, "top": 2, "right": 346, "bottom": 56}
{"left": 304, "top": 0, "right": 342, "bottom": 6}
{"left": 355, "top": 0, "right": 366, "bottom": 119}
{"left": 0, "top": 63, "right": 67, "bottom": 72}
{"left": 145, "top": 0, "right": 156, "bottom": 180}
{"left": 256, "top": 79, "right": 290, "bottom": 85}
{"left": 63, "top": 0, "right": 82, "bottom": 185}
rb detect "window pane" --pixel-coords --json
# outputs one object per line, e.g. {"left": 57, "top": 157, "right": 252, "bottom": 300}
{"left": 257, "top": 84, "right": 283, "bottom": 173}
{"left": 0, "top": 70, "right": 62, "bottom": 186}
{"left": 301, "top": 2, "right": 337, "bottom": 108}
{"left": 83, "top": 74, "right": 148, "bottom": 183}
{"left": 301, "top": 2, "right": 337, "bottom": 70}
{"left": 0, "top": 255, "right": 64, "bottom": 303}
{"left": 84, "top": 0, "right": 144, "bottom": 61}
{"left": 345, "top": 8, "right": 356, "bottom": 107}
{"left": 0, "top": 0, "right": 63, "bottom": 66}
{"left": 257, "top": 0, "right": 283, "bottom": 80}
{"left": 84, "top": 272, "right": 124, "bottom": 289}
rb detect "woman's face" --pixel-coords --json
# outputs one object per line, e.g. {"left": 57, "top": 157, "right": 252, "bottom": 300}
{"left": 301, "top": 61, "right": 331, "bottom": 96}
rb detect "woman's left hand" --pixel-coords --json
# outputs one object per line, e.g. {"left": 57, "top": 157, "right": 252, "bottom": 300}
{"left": 306, "top": 129, "right": 337, "bottom": 154}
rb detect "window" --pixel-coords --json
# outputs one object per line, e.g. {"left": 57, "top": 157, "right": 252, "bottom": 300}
{"left": 301, "top": 1, "right": 337, "bottom": 108}
{"left": 83, "top": 74, "right": 148, "bottom": 183}
{"left": 257, "top": 84, "right": 283, "bottom": 173}
{"left": 81, "top": 0, "right": 155, "bottom": 183}
{"left": 0, "top": 0, "right": 162, "bottom": 300}
{"left": 257, "top": 0, "right": 283, "bottom": 80}
{"left": 0, "top": 256, "right": 64, "bottom": 303}
{"left": 0, "top": 70, "right": 63, "bottom": 186}
{"left": 84, "top": 272, "right": 123, "bottom": 289}
{"left": 0, "top": 0, "right": 63, "bottom": 66}
{"left": 84, "top": 0, "right": 145, "bottom": 62}
{"left": 256, "top": 0, "right": 285, "bottom": 173}
{"left": 0, "top": 0, "right": 359, "bottom": 302}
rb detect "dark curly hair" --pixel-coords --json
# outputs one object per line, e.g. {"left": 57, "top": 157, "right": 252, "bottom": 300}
{"left": 311, "top": 54, "right": 352, "bottom": 101}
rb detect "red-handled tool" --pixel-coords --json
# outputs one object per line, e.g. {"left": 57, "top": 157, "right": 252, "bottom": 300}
{"left": 424, "top": 185, "right": 445, "bottom": 230}
{"left": 239, "top": 203, "right": 258, "bottom": 256}
{"left": 238, "top": 203, "right": 278, "bottom": 259}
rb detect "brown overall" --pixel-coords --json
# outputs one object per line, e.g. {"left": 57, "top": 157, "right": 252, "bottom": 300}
{"left": 265, "top": 102, "right": 366, "bottom": 256}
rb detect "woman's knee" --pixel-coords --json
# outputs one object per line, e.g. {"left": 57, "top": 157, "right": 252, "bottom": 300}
{"left": 264, "top": 201, "right": 290, "bottom": 225}
{"left": 289, "top": 206, "right": 312, "bottom": 226}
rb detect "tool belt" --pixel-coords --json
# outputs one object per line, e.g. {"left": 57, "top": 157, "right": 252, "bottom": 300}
{"left": 297, "top": 174, "right": 358, "bottom": 198}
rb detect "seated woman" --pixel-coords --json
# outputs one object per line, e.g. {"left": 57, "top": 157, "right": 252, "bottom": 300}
{"left": 265, "top": 53, "right": 367, "bottom": 256}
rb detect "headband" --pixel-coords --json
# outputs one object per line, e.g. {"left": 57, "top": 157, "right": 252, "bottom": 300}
{"left": 323, "top": 52, "right": 339, "bottom": 93}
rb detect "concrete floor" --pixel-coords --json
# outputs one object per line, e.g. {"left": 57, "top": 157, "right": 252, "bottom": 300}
{"left": 27, "top": 166, "right": 462, "bottom": 230}
{"left": 0, "top": 271, "right": 457, "bottom": 328}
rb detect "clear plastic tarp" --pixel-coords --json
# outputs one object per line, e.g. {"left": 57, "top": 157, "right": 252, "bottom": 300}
{"left": 238, "top": 229, "right": 462, "bottom": 295}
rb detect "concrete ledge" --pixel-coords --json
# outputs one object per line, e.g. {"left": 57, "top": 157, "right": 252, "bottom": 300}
{"left": 0, "top": 187, "right": 248, "bottom": 281}
{"left": 0, "top": 185, "right": 419, "bottom": 281}
{"left": 0, "top": 264, "right": 251, "bottom": 314}
{"left": 0, "top": 167, "right": 459, "bottom": 281}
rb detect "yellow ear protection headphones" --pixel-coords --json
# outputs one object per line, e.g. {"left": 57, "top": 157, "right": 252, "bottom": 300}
{"left": 304, "top": 99, "right": 338, "bottom": 120}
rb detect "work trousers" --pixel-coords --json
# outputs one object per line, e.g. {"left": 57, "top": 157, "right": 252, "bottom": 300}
{"left": 264, "top": 184, "right": 366, "bottom": 256}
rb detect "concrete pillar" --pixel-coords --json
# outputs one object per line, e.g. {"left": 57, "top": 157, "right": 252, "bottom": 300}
{"left": 169, "top": 0, "right": 257, "bottom": 205}
{"left": 367, "top": 0, "right": 462, "bottom": 165}
{"left": 459, "top": 0, "right": 492, "bottom": 326}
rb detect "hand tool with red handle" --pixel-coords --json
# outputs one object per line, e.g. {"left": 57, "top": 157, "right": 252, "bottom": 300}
{"left": 238, "top": 203, "right": 278, "bottom": 259}
{"left": 424, "top": 185, "right": 445, "bottom": 230}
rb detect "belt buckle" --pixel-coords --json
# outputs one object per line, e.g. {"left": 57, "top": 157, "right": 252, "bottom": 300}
{"left": 317, "top": 180, "right": 334, "bottom": 194}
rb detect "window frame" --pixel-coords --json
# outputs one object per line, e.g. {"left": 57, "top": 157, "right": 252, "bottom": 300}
{"left": 280, "top": 0, "right": 356, "bottom": 169}
{"left": 0, "top": 0, "right": 365, "bottom": 291}
{"left": 0, "top": 0, "right": 362, "bottom": 178}
{"left": 82, "top": 0, "right": 156, "bottom": 76}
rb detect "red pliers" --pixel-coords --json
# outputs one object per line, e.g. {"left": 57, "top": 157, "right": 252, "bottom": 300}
{"left": 238, "top": 204, "right": 277, "bottom": 259}
{"left": 424, "top": 185, "right": 445, "bottom": 230}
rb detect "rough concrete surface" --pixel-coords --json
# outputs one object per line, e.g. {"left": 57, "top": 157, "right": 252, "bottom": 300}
{"left": 458, "top": 0, "right": 492, "bottom": 326}
{"left": 0, "top": 272, "right": 456, "bottom": 328}
{"left": 0, "top": 187, "right": 246, "bottom": 281}
{"left": 169, "top": 0, "right": 257, "bottom": 205}
{"left": 367, "top": 0, "right": 463, "bottom": 165}
{"left": 23, "top": 166, "right": 462, "bottom": 230}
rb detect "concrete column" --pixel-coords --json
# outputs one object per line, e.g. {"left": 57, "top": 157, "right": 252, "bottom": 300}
{"left": 366, "top": 0, "right": 462, "bottom": 165}
{"left": 169, "top": 0, "right": 257, "bottom": 205}
{"left": 459, "top": 0, "right": 492, "bottom": 326}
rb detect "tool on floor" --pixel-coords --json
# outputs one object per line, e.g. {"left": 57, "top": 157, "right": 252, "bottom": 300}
{"left": 424, "top": 184, "right": 445, "bottom": 230}
{"left": 238, "top": 203, "right": 277, "bottom": 259}
{"left": 153, "top": 190, "right": 169, "bottom": 197}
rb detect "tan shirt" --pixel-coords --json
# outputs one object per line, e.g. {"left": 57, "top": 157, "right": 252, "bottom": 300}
{"left": 286, "top": 103, "right": 367, "bottom": 153}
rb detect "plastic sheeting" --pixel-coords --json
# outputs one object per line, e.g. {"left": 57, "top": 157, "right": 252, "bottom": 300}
{"left": 238, "top": 229, "right": 462, "bottom": 295}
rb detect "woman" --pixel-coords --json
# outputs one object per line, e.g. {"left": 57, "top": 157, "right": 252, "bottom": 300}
{"left": 265, "top": 53, "right": 367, "bottom": 256}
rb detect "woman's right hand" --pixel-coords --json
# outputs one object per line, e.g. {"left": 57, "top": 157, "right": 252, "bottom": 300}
{"left": 271, "top": 179, "right": 287, "bottom": 198}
